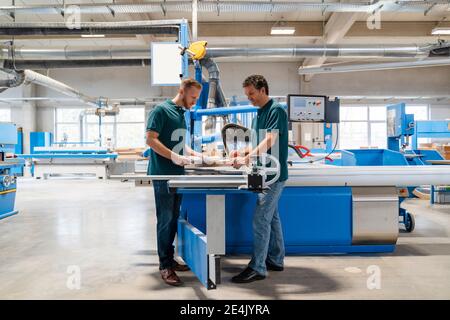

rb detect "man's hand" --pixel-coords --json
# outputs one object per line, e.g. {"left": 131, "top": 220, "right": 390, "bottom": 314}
{"left": 230, "top": 148, "right": 250, "bottom": 158}
{"left": 231, "top": 155, "right": 250, "bottom": 169}
{"left": 230, "top": 150, "right": 240, "bottom": 158}
{"left": 201, "top": 155, "right": 221, "bottom": 166}
{"left": 172, "top": 154, "right": 192, "bottom": 166}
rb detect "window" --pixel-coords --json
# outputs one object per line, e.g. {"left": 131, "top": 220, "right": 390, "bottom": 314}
{"left": 55, "top": 107, "right": 145, "bottom": 148}
{"left": 55, "top": 108, "right": 84, "bottom": 142}
{"left": 406, "top": 105, "right": 430, "bottom": 145}
{"left": 339, "top": 104, "right": 428, "bottom": 150}
{"left": 339, "top": 121, "right": 369, "bottom": 149}
{"left": 406, "top": 105, "right": 429, "bottom": 120}
{"left": 0, "top": 107, "right": 11, "bottom": 122}
{"left": 115, "top": 108, "right": 145, "bottom": 148}
{"left": 85, "top": 113, "right": 115, "bottom": 146}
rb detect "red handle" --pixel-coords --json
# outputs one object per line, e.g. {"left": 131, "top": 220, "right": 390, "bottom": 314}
{"left": 295, "top": 145, "right": 334, "bottom": 162}
{"left": 294, "top": 145, "right": 312, "bottom": 158}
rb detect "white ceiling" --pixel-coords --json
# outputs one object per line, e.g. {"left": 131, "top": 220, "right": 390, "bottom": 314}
{"left": 4, "top": 0, "right": 450, "bottom": 23}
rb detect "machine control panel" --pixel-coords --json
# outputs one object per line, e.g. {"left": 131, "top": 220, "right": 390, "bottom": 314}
{"left": 288, "top": 95, "right": 326, "bottom": 122}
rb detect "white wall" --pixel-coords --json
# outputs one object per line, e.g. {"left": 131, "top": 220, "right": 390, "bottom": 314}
{"left": 36, "top": 62, "right": 301, "bottom": 100}
{"left": 430, "top": 105, "right": 450, "bottom": 120}
{"left": 36, "top": 107, "right": 56, "bottom": 132}
{"left": 301, "top": 66, "right": 450, "bottom": 97}
{"left": 217, "top": 62, "right": 301, "bottom": 97}
{"left": 25, "top": 62, "right": 302, "bottom": 138}
{"left": 37, "top": 66, "right": 177, "bottom": 99}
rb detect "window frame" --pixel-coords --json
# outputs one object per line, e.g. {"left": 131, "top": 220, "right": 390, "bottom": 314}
{"left": 0, "top": 106, "right": 12, "bottom": 122}
{"left": 339, "top": 104, "right": 429, "bottom": 149}
{"left": 55, "top": 106, "right": 145, "bottom": 148}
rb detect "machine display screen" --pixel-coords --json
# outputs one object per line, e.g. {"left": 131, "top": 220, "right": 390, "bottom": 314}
{"left": 288, "top": 95, "right": 326, "bottom": 122}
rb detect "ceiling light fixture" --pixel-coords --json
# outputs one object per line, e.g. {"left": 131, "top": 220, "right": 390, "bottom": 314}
{"left": 431, "top": 27, "right": 450, "bottom": 35}
{"left": 270, "top": 26, "right": 296, "bottom": 35}
{"left": 81, "top": 34, "right": 106, "bottom": 38}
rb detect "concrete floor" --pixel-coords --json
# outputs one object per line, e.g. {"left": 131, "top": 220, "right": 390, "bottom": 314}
{"left": 0, "top": 177, "right": 449, "bottom": 299}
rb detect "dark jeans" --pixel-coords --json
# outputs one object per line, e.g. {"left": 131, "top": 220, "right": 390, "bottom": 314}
{"left": 152, "top": 180, "right": 183, "bottom": 270}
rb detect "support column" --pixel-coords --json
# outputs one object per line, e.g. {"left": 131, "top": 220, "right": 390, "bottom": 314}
{"left": 11, "top": 83, "right": 37, "bottom": 154}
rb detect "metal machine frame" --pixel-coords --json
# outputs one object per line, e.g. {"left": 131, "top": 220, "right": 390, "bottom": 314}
{"left": 386, "top": 104, "right": 450, "bottom": 207}
{"left": 0, "top": 122, "right": 24, "bottom": 220}
{"left": 115, "top": 164, "right": 450, "bottom": 289}
{"left": 114, "top": 36, "right": 450, "bottom": 289}
{"left": 412, "top": 120, "right": 450, "bottom": 150}
{"left": 19, "top": 134, "right": 118, "bottom": 179}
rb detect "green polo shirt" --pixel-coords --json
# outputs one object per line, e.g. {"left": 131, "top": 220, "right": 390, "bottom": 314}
{"left": 146, "top": 99, "right": 187, "bottom": 175}
{"left": 251, "top": 99, "right": 289, "bottom": 182}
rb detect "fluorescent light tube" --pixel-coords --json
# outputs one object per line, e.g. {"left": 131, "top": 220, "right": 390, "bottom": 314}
{"left": 81, "top": 34, "right": 106, "bottom": 38}
{"left": 270, "top": 26, "right": 295, "bottom": 35}
{"left": 431, "top": 27, "right": 450, "bottom": 35}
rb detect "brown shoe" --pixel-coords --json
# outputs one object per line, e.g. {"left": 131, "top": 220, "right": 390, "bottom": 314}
{"left": 172, "top": 261, "right": 190, "bottom": 272}
{"left": 160, "top": 268, "right": 182, "bottom": 286}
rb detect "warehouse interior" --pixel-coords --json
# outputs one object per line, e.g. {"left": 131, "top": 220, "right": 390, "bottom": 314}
{"left": 0, "top": 0, "right": 450, "bottom": 300}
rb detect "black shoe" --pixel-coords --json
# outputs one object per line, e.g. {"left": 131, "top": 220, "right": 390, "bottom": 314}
{"left": 231, "top": 267, "right": 265, "bottom": 283}
{"left": 266, "top": 261, "right": 284, "bottom": 272}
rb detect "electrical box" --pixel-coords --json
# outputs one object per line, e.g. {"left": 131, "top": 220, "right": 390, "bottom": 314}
{"left": 287, "top": 94, "right": 340, "bottom": 123}
{"left": 151, "top": 42, "right": 183, "bottom": 86}
{"left": 0, "top": 122, "right": 18, "bottom": 145}
{"left": 288, "top": 95, "right": 325, "bottom": 122}
{"left": 325, "top": 98, "right": 340, "bottom": 123}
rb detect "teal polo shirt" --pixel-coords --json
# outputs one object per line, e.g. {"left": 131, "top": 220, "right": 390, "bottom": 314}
{"left": 251, "top": 99, "right": 289, "bottom": 182}
{"left": 146, "top": 99, "right": 187, "bottom": 175}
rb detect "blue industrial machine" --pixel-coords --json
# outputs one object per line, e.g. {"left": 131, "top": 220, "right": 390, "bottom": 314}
{"left": 412, "top": 120, "right": 450, "bottom": 204}
{"left": 341, "top": 104, "right": 419, "bottom": 232}
{"left": 174, "top": 93, "right": 410, "bottom": 289}
{"left": 115, "top": 40, "right": 450, "bottom": 289}
{"left": 341, "top": 148, "right": 417, "bottom": 232}
{"left": 412, "top": 120, "right": 450, "bottom": 150}
{"left": 341, "top": 103, "right": 449, "bottom": 232}
{"left": 387, "top": 103, "right": 415, "bottom": 152}
{"left": 411, "top": 120, "right": 450, "bottom": 204}
{"left": 15, "top": 128, "right": 23, "bottom": 155}
{"left": 10, "top": 127, "right": 24, "bottom": 176}
{"left": 119, "top": 38, "right": 449, "bottom": 289}
{"left": 386, "top": 103, "right": 444, "bottom": 165}
{"left": 385, "top": 103, "right": 449, "bottom": 205}
{"left": 30, "top": 131, "right": 53, "bottom": 154}
{"left": 128, "top": 161, "right": 449, "bottom": 289}
{"left": 0, "top": 122, "right": 25, "bottom": 220}
{"left": 19, "top": 132, "right": 118, "bottom": 179}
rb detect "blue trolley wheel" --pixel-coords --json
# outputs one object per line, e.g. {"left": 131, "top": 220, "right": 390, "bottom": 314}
{"left": 405, "top": 213, "right": 415, "bottom": 233}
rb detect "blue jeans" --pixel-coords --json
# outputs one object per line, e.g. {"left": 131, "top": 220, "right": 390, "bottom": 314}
{"left": 248, "top": 181, "right": 286, "bottom": 275}
{"left": 153, "top": 180, "right": 183, "bottom": 270}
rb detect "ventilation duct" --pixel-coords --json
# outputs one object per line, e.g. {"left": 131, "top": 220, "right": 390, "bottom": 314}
{"left": 0, "top": 68, "right": 109, "bottom": 108}
{"left": 1, "top": 44, "right": 441, "bottom": 63}
{"left": 298, "top": 58, "right": 450, "bottom": 74}
{"left": 206, "top": 44, "right": 436, "bottom": 59}
{"left": 200, "top": 57, "right": 228, "bottom": 133}
{"left": 0, "top": 20, "right": 180, "bottom": 36}
{"left": 2, "top": 59, "right": 151, "bottom": 70}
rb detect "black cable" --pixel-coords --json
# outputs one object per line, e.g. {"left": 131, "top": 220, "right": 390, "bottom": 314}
{"left": 308, "top": 123, "right": 339, "bottom": 163}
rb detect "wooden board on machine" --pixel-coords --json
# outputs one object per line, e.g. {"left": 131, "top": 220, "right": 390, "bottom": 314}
{"left": 114, "top": 148, "right": 146, "bottom": 161}
{"left": 419, "top": 143, "right": 450, "bottom": 160}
